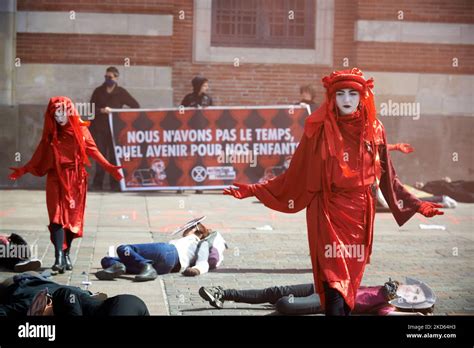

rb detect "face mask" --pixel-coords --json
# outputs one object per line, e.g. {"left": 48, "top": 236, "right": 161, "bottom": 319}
{"left": 335, "top": 89, "right": 360, "bottom": 115}
{"left": 54, "top": 107, "right": 68, "bottom": 126}
{"left": 105, "top": 77, "right": 117, "bottom": 87}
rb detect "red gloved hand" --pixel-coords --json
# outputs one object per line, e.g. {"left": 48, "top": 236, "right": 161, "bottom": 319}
{"left": 395, "top": 143, "right": 414, "bottom": 154}
{"left": 107, "top": 165, "right": 123, "bottom": 181}
{"left": 223, "top": 182, "right": 254, "bottom": 199}
{"left": 8, "top": 167, "right": 26, "bottom": 181}
{"left": 417, "top": 202, "right": 444, "bottom": 217}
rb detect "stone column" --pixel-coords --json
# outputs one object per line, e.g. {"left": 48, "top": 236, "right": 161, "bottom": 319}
{"left": 0, "top": 0, "right": 16, "bottom": 105}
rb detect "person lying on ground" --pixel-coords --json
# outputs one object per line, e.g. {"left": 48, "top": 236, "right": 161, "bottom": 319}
{"left": 199, "top": 277, "right": 435, "bottom": 316}
{"left": 0, "top": 233, "right": 42, "bottom": 273}
{"left": 0, "top": 271, "right": 147, "bottom": 317}
{"left": 96, "top": 221, "right": 227, "bottom": 282}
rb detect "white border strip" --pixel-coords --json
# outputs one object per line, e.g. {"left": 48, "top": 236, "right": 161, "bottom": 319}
{"left": 356, "top": 20, "right": 474, "bottom": 45}
{"left": 17, "top": 11, "right": 173, "bottom": 36}
{"left": 108, "top": 104, "right": 310, "bottom": 112}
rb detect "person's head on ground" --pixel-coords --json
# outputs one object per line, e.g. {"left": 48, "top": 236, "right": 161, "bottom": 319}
{"left": 27, "top": 288, "right": 54, "bottom": 316}
{"left": 192, "top": 76, "right": 209, "bottom": 95}
{"left": 182, "top": 223, "right": 210, "bottom": 240}
{"left": 388, "top": 277, "right": 436, "bottom": 314}
{"left": 299, "top": 84, "right": 317, "bottom": 104}
{"left": 105, "top": 66, "right": 119, "bottom": 87}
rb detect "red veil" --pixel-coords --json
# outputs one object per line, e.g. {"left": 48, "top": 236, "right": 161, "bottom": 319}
{"left": 250, "top": 68, "right": 420, "bottom": 309}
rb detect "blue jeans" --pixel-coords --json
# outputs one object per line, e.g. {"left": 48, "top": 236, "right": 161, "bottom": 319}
{"left": 101, "top": 243, "right": 179, "bottom": 275}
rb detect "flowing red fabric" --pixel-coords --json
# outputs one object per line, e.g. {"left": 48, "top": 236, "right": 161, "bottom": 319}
{"left": 11, "top": 96, "right": 115, "bottom": 249}
{"left": 250, "top": 69, "right": 421, "bottom": 310}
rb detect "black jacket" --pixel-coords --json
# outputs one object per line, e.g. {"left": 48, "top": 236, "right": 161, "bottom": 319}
{"left": 0, "top": 273, "right": 88, "bottom": 317}
{"left": 181, "top": 76, "right": 213, "bottom": 107}
{"left": 90, "top": 83, "right": 140, "bottom": 133}
{"left": 181, "top": 92, "right": 213, "bottom": 107}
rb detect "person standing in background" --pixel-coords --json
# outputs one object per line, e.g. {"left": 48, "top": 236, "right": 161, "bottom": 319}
{"left": 89, "top": 67, "right": 140, "bottom": 191}
{"left": 181, "top": 76, "right": 213, "bottom": 108}
{"left": 297, "top": 84, "right": 318, "bottom": 113}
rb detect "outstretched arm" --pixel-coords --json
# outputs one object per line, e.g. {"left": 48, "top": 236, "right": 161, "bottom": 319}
{"left": 82, "top": 127, "right": 123, "bottom": 181}
{"left": 378, "top": 126, "right": 442, "bottom": 225}
{"left": 9, "top": 139, "right": 54, "bottom": 180}
{"left": 387, "top": 143, "right": 414, "bottom": 153}
{"left": 223, "top": 133, "right": 320, "bottom": 214}
{"left": 183, "top": 241, "right": 210, "bottom": 277}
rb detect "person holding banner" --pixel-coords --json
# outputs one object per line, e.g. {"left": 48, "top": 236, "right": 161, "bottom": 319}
{"left": 8, "top": 96, "right": 123, "bottom": 274}
{"left": 180, "top": 76, "right": 213, "bottom": 108}
{"left": 90, "top": 66, "right": 139, "bottom": 191}
{"left": 297, "top": 84, "right": 318, "bottom": 113}
{"left": 223, "top": 68, "right": 443, "bottom": 316}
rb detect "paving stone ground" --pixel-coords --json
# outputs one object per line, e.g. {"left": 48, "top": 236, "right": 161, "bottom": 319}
{"left": 0, "top": 189, "right": 473, "bottom": 315}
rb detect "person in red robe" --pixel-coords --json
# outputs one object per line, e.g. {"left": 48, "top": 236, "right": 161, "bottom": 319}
{"left": 224, "top": 68, "right": 443, "bottom": 316}
{"left": 9, "top": 96, "right": 123, "bottom": 274}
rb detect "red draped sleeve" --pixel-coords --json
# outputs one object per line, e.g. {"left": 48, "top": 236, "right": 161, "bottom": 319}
{"left": 378, "top": 123, "right": 422, "bottom": 226}
{"left": 250, "top": 130, "right": 325, "bottom": 213}
{"left": 82, "top": 127, "right": 114, "bottom": 171}
{"left": 21, "top": 138, "right": 55, "bottom": 177}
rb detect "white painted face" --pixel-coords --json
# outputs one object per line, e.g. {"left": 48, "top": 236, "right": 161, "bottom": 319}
{"left": 54, "top": 105, "right": 68, "bottom": 126}
{"left": 396, "top": 284, "right": 426, "bottom": 304}
{"left": 335, "top": 88, "right": 360, "bottom": 115}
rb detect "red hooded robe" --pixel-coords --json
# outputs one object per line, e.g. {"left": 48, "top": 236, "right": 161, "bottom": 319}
{"left": 250, "top": 69, "right": 422, "bottom": 310}
{"left": 10, "top": 96, "right": 121, "bottom": 249}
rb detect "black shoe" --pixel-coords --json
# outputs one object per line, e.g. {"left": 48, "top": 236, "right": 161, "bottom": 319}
{"left": 14, "top": 259, "right": 42, "bottom": 273}
{"left": 52, "top": 251, "right": 66, "bottom": 274}
{"left": 199, "top": 286, "right": 225, "bottom": 309}
{"left": 95, "top": 262, "right": 126, "bottom": 280}
{"left": 134, "top": 263, "right": 158, "bottom": 282}
{"left": 64, "top": 250, "right": 73, "bottom": 271}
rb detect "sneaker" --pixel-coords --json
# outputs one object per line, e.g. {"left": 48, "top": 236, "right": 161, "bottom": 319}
{"left": 442, "top": 195, "right": 458, "bottom": 208}
{"left": 14, "top": 259, "right": 42, "bottom": 273}
{"left": 199, "top": 286, "right": 225, "bottom": 309}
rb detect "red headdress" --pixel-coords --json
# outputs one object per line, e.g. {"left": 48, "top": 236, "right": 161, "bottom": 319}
{"left": 304, "top": 68, "right": 377, "bottom": 178}
{"left": 44, "top": 96, "right": 91, "bottom": 167}
{"left": 12, "top": 96, "right": 92, "bottom": 181}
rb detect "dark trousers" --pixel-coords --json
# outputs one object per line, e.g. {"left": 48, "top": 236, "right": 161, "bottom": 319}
{"left": 91, "top": 129, "right": 119, "bottom": 190}
{"left": 0, "top": 234, "right": 30, "bottom": 269}
{"left": 98, "top": 294, "right": 150, "bottom": 316}
{"left": 323, "top": 282, "right": 351, "bottom": 316}
{"left": 0, "top": 256, "right": 21, "bottom": 270}
{"left": 101, "top": 243, "right": 179, "bottom": 275}
{"left": 224, "top": 283, "right": 322, "bottom": 315}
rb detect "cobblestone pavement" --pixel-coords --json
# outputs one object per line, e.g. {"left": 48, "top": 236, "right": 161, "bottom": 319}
{"left": 1, "top": 190, "right": 473, "bottom": 315}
